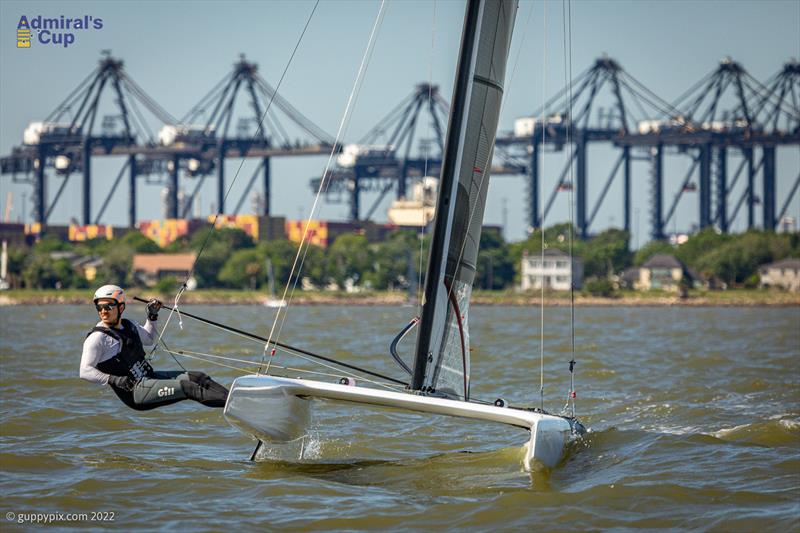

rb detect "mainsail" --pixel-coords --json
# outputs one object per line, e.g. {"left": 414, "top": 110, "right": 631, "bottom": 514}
{"left": 412, "top": 0, "right": 517, "bottom": 399}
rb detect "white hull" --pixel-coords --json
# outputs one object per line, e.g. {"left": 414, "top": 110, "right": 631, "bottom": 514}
{"left": 224, "top": 374, "right": 575, "bottom": 470}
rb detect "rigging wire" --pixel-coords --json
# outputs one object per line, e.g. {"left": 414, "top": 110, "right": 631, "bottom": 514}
{"left": 261, "top": 0, "right": 388, "bottom": 375}
{"left": 539, "top": 0, "right": 547, "bottom": 411}
{"left": 166, "top": 348, "right": 405, "bottom": 392}
{"left": 134, "top": 296, "right": 407, "bottom": 386}
{"left": 562, "top": 0, "right": 577, "bottom": 418}
{"left": 165, "top": 344, "right": 503, "bottom": 405}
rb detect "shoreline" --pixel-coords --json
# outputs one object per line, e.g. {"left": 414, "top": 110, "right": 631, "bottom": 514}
{"left": 1, "top": 290, "right": 798, "bottom": 307}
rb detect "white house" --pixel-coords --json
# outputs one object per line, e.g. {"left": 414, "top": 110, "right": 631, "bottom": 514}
{"left": 759, "top": 258, "right": 800, "bottom": 292}
{"left": 520, "top": 248, "right": 583, "bottom": 291}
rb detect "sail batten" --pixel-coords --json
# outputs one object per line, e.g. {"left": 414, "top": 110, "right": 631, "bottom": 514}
{"left": 412, "top": 0, "right": 517, "bottom": 400}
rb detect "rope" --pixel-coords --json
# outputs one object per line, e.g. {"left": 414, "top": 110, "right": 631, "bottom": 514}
{"left": 146, "top": 287, "right": 186, "bottom": 363}
{"left": 144, "top": 291, "right": 187, "bottom": 371}
{"left": 261, "top": 0, "right": 388, "bottom": 374}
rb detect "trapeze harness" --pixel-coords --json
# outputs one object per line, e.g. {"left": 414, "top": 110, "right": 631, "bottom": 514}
{"left": 87, "top": 318, "right": 228, "bottom": 410}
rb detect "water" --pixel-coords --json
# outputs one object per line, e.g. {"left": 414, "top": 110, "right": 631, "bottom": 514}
{"left": 1, "top": 304, "right": 798, "bottom": 530}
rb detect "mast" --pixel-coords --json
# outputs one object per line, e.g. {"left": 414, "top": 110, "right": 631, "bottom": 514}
{"left": 411, "top": 0, "right": 517, "bottom": 398}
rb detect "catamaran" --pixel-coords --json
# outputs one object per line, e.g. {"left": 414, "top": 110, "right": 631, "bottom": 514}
{"left": 221, "top": 0, "right": 585, "bottom": 471}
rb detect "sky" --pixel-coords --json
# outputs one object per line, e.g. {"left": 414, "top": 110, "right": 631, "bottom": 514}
{"left": 1, "top": 0, "right": 798, "bottom": 246}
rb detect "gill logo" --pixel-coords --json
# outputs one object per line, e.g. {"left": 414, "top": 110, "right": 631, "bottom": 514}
{"left": 157, "top": 387, "right": 175, "bottom": 397}
{"left": 17, "top": 17, "right": 31, "bottom": 48}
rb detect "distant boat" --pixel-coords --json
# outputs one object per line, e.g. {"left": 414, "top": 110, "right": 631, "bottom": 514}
{"left": 224, "top": 0, "right": 584, "bottom": 471}
{"left": 0, "top": 240, "right": 9, "bottom": 290}
{"left": 263, "top": 258, "right": 286, "bottom": 308}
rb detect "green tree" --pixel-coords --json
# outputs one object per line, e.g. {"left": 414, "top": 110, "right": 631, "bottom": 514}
{"left": 162, "top": 237, "right": 191, "bottom": 252}
{"left": 584, "top": 277, "right": 615, "bottom": 297}
{"left": 367, "top": 231, "right": 419, "bottom": 290}
{"left": 73, "top": 237, "right": 113, "bottom": 257}
{"left": 32, "top": 234, "right": 69, "bottom": 253}
{"left": 194, "top": 241, "right": 230, "bottom": 288}
{"left": 299, "top": 242, "right": 328, "bottom": 289}
{"left": 219, "top": 248, "right": 266, "bottom": 289}
{"left": 5, "top": 245, "right": 27, "bottom": 288}
{"left": 118, "top": 231, "right": 162, "bottom": 253}
{"left": 190, "top": 227, "right": 254, "bottom": 252}
{"left": 22, "top": 252, "right": 77, "bottom": 288}
{"left": 154, "top": 275, "right": 180, "bottom": 294}
{"left": 262, "top": 239, "right": 299, "bottom": 287}
{"left": 633, "top": 239, "right": 674, "bottom": 266}
{"left": 97, "top": 245, "right": 134, "bottom": 287}
{"left": 581, "top": 228, "right": 631, "bottom": 278}
{"left": 541, "top": 222, "right": 575, "bottom": 245}
{"left": 694, "top": 231, "right": 786, "bottom": 285}
{"left": 476, "top": 247, "right": 513, "bottom": 289}
{"left": 475, "top": 231, "right": 513, "bottom": 290}
{"left": 327, "top": 234, "right": 372, "bottom": 289}
{"left": 190, "top": 227, "right": 255, "bottom": 287}
{"left": 673, "top": 227, "right": 728, "bottom": 267}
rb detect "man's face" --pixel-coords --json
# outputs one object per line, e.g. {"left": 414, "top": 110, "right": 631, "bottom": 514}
{"left": 96, "top": 298, "right": 123, "bottom": 326}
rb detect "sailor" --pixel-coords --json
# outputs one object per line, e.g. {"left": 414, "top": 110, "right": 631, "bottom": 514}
{"left": 80, "top": 284, "right": 229, "bottom": 410}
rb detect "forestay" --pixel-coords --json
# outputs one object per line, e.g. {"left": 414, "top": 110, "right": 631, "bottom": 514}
{"left": 411, "top": 0, "right": 517, "bottom": 400}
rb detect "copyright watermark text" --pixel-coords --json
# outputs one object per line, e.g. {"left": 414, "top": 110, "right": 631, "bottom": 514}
{"left": 6, "top": 511, "right": 115, "bottom": 524}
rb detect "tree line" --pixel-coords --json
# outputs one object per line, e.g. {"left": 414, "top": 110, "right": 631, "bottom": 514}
{"left": 7, "top": 224, "right": 799, "bottom": 293}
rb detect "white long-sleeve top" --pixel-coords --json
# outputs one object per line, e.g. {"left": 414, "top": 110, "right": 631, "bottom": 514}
{"left": 80, "top": 319, "right": 157, "bottom": 385}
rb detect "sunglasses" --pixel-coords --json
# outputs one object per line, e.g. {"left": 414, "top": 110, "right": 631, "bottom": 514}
{"left": 95, "top": 303, "right": 117, "bottom": 312}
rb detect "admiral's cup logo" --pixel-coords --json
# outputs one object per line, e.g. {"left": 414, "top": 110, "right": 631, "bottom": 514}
{"left": 15, "top": 15, "right": 104, "bottom": 49}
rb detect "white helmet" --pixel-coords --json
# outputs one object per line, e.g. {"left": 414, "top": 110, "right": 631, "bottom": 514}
{"left": 93, "top": 284, "right": 126, "bottom": 305}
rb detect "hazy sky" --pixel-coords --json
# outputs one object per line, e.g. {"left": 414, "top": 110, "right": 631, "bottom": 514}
{"left": 1, "top": 0, "right": 798, "bottom": 244}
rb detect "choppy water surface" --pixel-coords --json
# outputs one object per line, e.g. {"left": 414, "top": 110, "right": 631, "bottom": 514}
{"left": 1, "top": 304, "right": 798, "bottom": 531}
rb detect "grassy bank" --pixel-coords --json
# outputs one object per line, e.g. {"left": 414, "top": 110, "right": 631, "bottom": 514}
{"left": 1, "top": 288, "right": 798, "bottom": 306}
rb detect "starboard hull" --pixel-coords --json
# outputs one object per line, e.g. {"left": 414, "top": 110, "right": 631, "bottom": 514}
{"left": 224, "top": 374, "right": 576, "bottom": 471}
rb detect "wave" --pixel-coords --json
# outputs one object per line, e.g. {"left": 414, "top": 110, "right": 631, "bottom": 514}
{"left": 711, "top": 418, "right": 800, "bottom": 447}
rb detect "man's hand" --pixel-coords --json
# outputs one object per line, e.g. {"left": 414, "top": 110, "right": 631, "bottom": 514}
{"left": 108, "top": 375, "right": 135, "bottom": 391}
{"left": 145, "top": 298, "right": 163, "bottom": 321}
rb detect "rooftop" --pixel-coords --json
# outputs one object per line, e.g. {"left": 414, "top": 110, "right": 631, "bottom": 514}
{"left": 524, "top": 247, "right": 572, "bottom": 258}
{"left": 132, "top": 253, "right": 196, "bottom": 274}
{"left": 761, "top": 258, "right": 800, "bottom": 270}
{"left": 641, "top": 254, "right": 685, "bottom": 269}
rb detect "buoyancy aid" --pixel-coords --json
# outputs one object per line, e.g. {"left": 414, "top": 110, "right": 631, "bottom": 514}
{"left": 88, "top": 318, "right": 155, "bottom": 380}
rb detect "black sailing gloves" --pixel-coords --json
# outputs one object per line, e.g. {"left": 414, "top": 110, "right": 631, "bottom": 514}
{"left": 108, "top": 375, "right": 135, "bottom": 391}
{"left": 145, "top": 298, "right": 163, "bottom": 322}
